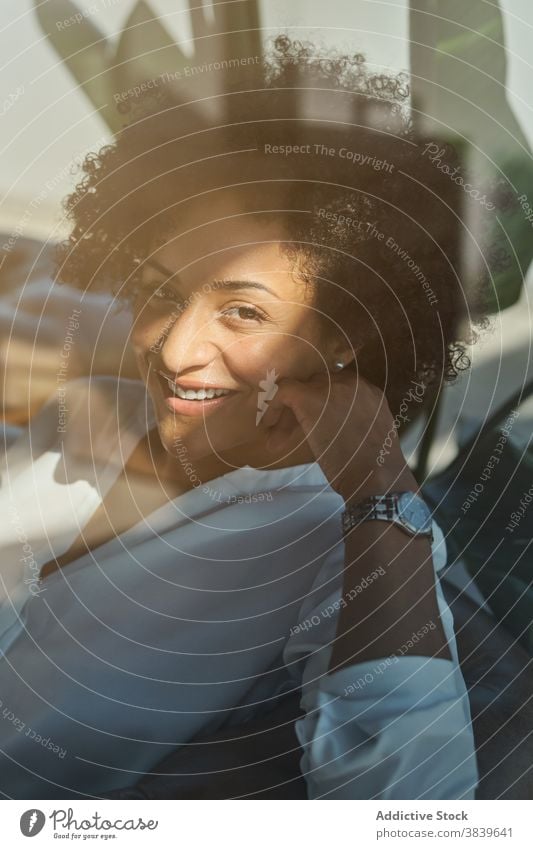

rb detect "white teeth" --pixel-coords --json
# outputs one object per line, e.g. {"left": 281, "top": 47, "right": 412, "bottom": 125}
{"left": 165, "top": 378, "right": 231, "bottom": 400}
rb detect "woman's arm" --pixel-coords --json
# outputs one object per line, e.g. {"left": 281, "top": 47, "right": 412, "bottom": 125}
{"left": 264, "top": 372, "right": 452, "bottom": 669}
{"left": 266, "top": 372, "right": 478, "bottom": 799}
{"left": 329, "top": 464, "right": 452, "bottom": 673}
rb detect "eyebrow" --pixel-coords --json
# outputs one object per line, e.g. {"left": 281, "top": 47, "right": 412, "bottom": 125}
{"left": 144, "top": 258, "right": 281, "bottom": 299}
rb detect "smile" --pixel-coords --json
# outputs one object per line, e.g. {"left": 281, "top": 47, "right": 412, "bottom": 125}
{"left": 163, "top": 377, "right": 232, "bottom": 401}
{"left": 155, "top": 370, "right": 238, "bottom": 416}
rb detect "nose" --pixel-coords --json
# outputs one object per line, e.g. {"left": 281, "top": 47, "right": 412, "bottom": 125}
{"left": 156, "top": 301, "right": 222, "bottom": 376}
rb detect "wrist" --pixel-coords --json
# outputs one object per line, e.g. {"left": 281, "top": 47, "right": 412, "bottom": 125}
{"left": 339, "top": 465, "right": 419, "bottom": 506}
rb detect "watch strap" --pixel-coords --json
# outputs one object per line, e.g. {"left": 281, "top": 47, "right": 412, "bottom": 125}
{"left": 341, "top": 491, "right": 433, "bottom": 541}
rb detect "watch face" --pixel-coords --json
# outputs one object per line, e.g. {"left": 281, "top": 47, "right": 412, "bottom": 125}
{"left": 397, "top": 492, "right": 433, "bottom": 535}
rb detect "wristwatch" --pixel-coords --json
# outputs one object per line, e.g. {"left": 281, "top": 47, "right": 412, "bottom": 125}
{"left": 341, "top": 491, "right": 433, "bottom": 541}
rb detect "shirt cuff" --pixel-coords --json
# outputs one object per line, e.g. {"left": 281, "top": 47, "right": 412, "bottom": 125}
{"left": 296, "top": 652, "right": 478, "bottom": 799}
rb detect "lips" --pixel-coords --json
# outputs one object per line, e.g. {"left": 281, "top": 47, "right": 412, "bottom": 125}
{"left": 155, "top": 370, "right": 238, "bottom": 417}
{"left": 163, "top": 375, "right": 232, "bottom": 400}
{"left": 157, "top": 370, "right": 236, "bottom": 394}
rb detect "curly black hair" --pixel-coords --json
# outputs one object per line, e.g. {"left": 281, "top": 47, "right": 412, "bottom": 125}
{"left": 56, "top": 35, "right": 494, "bottom": 414}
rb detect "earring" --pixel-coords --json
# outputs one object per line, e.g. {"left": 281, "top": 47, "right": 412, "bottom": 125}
{"left": 333, "top": 361, "right": 345, "bottom": 371}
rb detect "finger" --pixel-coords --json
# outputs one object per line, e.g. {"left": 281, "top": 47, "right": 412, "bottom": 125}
{"left": 258, "top": 382, "right": 293, "bottom": 427}
{"left": 281, "top": 382, "right": 329, "bottom": 432}
{"left": 260, "top": 376, "right": 328, "bottom": 431}
{"left": 265, "top": 406, "right": 299, "bottom": 452}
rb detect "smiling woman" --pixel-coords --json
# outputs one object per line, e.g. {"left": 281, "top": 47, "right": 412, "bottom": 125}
{"left": 127, "top": 198, "right": 333, "bottom": 482}
{"left": 55, "top": 37, "right": 493, "bottom": 418}
{"left": 0, "top": 36, "right": 490, "bottom": 799}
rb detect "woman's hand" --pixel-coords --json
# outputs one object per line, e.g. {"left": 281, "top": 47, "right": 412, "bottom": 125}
{"left": 261, "top": 370, "right": 418, "bottom": 502}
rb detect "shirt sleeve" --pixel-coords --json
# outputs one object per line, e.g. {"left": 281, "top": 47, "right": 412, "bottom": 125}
{"left": 282, "top": 520, "right": 479, "bottom": 799}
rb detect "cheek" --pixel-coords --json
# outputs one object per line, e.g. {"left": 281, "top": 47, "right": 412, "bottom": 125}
{"left": 223, "top": 337, "right": 277, "bottom": 386}
{"left": 225, "top": 332, "right": 323, "bottom": 384}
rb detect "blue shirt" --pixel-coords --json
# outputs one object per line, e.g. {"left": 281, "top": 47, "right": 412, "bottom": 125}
{"left": 0, "top": 377, "right": 478, "bottom": 798}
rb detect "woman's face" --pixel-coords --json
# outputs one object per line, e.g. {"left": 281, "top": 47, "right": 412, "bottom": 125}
{"left": 131, "top": 196, "right": 344, "bottom": 467}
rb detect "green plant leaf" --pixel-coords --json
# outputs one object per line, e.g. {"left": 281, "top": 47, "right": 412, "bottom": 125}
{"left": 33, "top": 0, "right": 121, "bottom": 133}
{"left": 113, "top": 1, "right": 191, "bottom": 95}
{"left": 212, "top": 0, "right": 263, "bottom": 61}
{"left": 410, "top": 0, "right": 533, "bottom": 313}
{"left": 34, "top": 0, "right": 263, "bottom": 134}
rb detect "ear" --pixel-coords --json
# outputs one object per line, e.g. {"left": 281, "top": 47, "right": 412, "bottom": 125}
{"left": 324, "top": 334, "right": 358, "bottom": 370}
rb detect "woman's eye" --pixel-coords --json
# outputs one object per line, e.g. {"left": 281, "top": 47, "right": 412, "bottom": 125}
{"left": 221, "top": 305, "right": 266, "bottom": 323}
